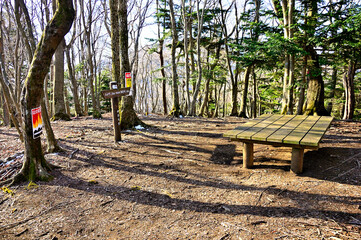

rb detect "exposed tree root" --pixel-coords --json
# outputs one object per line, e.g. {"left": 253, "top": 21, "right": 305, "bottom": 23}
{"left": 51, "top": 112, "right": 71, "bottom": 121}
{"left": 47, "top": 144, "right": 64, "bottom": 154}
{"left": 0, "top": 156, "right": 59, "bottom": 187}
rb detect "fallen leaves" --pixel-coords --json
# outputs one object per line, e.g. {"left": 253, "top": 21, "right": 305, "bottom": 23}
{"left": 1, "top": 187, "right": 14, "bottom": 196}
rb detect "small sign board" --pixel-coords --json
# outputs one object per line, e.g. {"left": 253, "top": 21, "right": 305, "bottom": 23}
{"left": 101, "top": 87, "right": 131, "bottom": 99}
{"left": 31, "top": 106, "right": 43, "bottom": 139}
{"left": 125, "top": 72, "right": 132, "bottom": 88}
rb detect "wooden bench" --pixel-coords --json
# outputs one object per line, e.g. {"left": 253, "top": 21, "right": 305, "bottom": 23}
{"left": 224, "top": 114, "right": 333, "bottom": 174}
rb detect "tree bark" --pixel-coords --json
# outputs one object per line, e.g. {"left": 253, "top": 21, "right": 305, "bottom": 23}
{"left": 118, "top": 0, "right": 145, "bottom": 128}
{"left": 303, "top": 0, "right": 328, "bottom": 116}
{"left": 304, "top": 47, "right": 328, "bottom": 115}
{"left": 182, "top": 0, "right": 191, "bottom": 114}
{"left": 189, "top": 0, "right": 207, "bottom": 116}
{"left": 65, "top": 46, "right": 83, "bottom": 116}
{"left": 168, "top": 0, "right": 181, "bottom": 117}
{"left": 297, "top": 54, "right": 307, "bottom": 115}
{"left": 239, "top": 65, "right": 251, "bottom": 118}
{"left": 52, "top": 39, "right": 70, "bottom": 120}
{"left": 342, "top": 60, "right": 356, "bottom": 120}
{"left": 273, "top": 0, "right": 295, "bottom": 115}
{"left": 109, "top": 0, "right": 121, "bottom": 85}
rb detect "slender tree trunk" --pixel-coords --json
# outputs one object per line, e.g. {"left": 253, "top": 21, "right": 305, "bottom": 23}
{"left": 41, "top": 98, "right": 62, "bottom": 153}
{"left": 182, "top": 0, "right": 191, "bottom": 114}
{"left": 219, "top": 0, "right": 237, "bottom": 116}
{"left": 1, "top": 92, "right": 10, "bottom": 126}
{"left": 51, "top": 1, "right": 68, "bottom": 120}
{"left": 168, "top": 0, "right": 181, "bottom": 117}
{"left": 189, "top": 0, "right": 207, "bottom": 116}
{"left": 329, "top": 67, "right": 338, "bottom": 98}
{"left": 159, "top": 39, "right": 168, "bottom": 115}
{"left": 239, "top": 65, "right": 251, "bottom": 118}
{"left": 297, "top": 54, "right": 307, "bottom": 115}
{"left": 109, "top": 0, "right": 121, "bottom": 85}
{"left": 251, "top": 67, "right": 257, "bottom": 118}
{"left": 156, "top": 0, "right": 167, "bottom": 115}
{"left": 343, "top": 60, "right": 356, "bottom": 120}
{"left": 52, "top": 39, "right": 70, "bottom": 120}
{"left": 65, "top": 46, "right": 83, "bottom": 116}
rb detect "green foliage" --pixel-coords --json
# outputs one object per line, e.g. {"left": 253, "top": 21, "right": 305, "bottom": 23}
{"left": 98, "top": 69, "right": 111, "bottom": 91}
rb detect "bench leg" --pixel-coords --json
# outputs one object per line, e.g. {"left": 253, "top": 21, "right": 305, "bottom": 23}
{"left": 243, "top": 142, "right": 254, "bottom": 168}
{"left": 291, "top": 147, "right": 304, "bottom": 174}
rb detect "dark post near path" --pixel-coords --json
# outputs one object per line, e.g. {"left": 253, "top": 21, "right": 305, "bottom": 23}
{"left": 101, "top": 82, "right": 130, "bottom": 142}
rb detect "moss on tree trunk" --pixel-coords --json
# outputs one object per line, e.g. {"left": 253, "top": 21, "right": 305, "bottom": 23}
{"left": 304, "top": 47, "right": 328, "bottom": 116}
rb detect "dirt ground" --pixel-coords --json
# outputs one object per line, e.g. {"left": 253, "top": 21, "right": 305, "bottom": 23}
{"left": 0, "top": 113, "right": 360, "bottom": 240}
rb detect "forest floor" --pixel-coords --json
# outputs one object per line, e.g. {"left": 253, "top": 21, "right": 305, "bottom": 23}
{"left": 0, "top": 113, "right": 360, "bottom": 240}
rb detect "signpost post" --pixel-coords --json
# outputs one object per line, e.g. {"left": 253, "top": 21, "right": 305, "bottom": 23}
{"left": 101, "top": 82, "right": 130, "bottom": 142}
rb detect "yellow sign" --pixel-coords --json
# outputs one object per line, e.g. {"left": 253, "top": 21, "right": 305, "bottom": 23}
{"left": 125, "top": 72, "right": 132, "bottom": 88}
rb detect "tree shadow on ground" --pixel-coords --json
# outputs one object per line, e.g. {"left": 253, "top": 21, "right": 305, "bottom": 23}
{"left": 302, "top": 147, "right": 361, "bottom": 186}
{"left": 46, "top": 169, "right": 361, "bottom": 225}
{"left": 209, "top": 144, "right": 241, "bottom": 165}
{"left": 54, "top": 143, "right": 361, "bottom": 210}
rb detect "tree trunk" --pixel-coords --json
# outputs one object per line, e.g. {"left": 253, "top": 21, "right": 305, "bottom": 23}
{"left": 65, "top": 46, "right": 83, "bottom": 116}
{"left": 304, "top": 47, "right": 328, "bottom": 115}
{"left": 303, "top": 0, "right": 328, "bottom": 116}
{"left": 5, "top": 0, "right": 75, "bottom": 185}
{"left": 1, "top": 92, "right": 10, "bottom": 126}
{"left": 168, "top": 0, "right": 181, "bottom": 117}
{"left": 251, "top": 67, "right": 257, "bottom": 118}
{"left": 118, "top": 0, "right": 145, "bottom": 128}
{"left": 189, "top": 0, "right": 207, "bottom": 116}
{"left": 239, "top": 65, "right": 252, "bottom": 118}
{"left": 182, "top": 0, "right": 191, "bottom": 114}
{"left": 109, "top": 0, "right": 121, "bottom": 85}
{"left": 273, "top": 0, "right": 295, "bottom": 115}
{"left": 297, "top": 54, "right": 307, "bottom": 115}
{"left": 52, "top": 39, "right": 70, "bottom": 120}
{"left": 160, "top": 39, "right": 168, "bottom": 115}
{"left": 342, "top": 60, "right": 356, "bottom": 120}
{"left": 155, "top": 0, "right": 167, "bottom": 115}
{"left": 52, "top": 32, "right": 69, "bottom": 119}
{"left": 80, "top": 0, "right": 101, "bottom": 119}
{"left": 41, "top": 98, "right": 62, "bottom": 153}
{"left": 219, "top": 0, "right": 237, "bottom": 116}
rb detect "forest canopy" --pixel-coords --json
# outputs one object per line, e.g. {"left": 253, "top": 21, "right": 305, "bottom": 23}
{"left": 0, "top": 0, "right": 360, "bottom": 125}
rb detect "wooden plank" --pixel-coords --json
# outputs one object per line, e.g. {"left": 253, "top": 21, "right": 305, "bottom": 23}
{"left": 223, "top": 114, "right": 271, "bottom": 138}
{"left": 300, "top": 116, "right": 333, "bottom": 147}
{"left": 267, "top": 115, "right": 308, "bottom": 143}
{"left": 101, "top": 87, "right": 131, "bottom": 99}
{"left": 251, "top": 115, "right": 296, "bottom": 141}
{"left": 283, "top": 116, "right": 320, "bottom": 145}
{"left": 236, "top": 114, "right": 284, "bottom": 140}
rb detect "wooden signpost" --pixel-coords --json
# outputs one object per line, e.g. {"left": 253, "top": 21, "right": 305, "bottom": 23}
{"left": 101, "top": 82, "right": 130, "bottom": 142}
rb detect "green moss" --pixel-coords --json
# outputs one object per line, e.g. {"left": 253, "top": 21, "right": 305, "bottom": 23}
{"left": 169, "top": 106, "right": 182, "bottom": 118}
{"left": 92, "top": 110, "right": 102, "bottom": 119}
{"left": 52, "top": 112, "right": 71, "bottom": 121}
